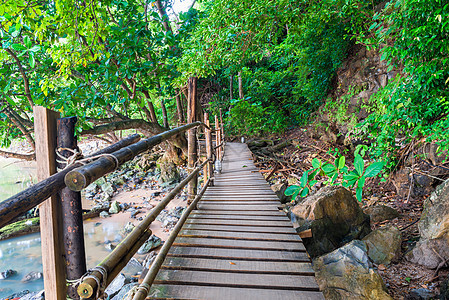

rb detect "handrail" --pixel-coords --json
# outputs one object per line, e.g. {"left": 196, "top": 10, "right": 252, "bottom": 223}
{"left": 65, "top": 122, "right": 203, "bottom": 191}
{"left": 0, "top": 134, "right": 141, "bottom": 229}
{"left": 77, "top": 160, "right": 209, "bottom": 299}
{"left": 132, "top": 178, "right": 211, "bottom": 300}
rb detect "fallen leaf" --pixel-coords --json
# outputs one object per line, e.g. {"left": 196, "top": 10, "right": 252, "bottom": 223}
{"left": 229, "top": 262, "right": 236, "bottom": 265}
{"left": 378, "top": 264, "right": 386, "bottom": 270}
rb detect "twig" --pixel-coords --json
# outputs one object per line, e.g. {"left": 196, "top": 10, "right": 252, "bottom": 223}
{"left": 400, "top": 219, "right": 419, "bottom": 231}
{"left": 309, "top": 144, "right": 336, "bottom": 160}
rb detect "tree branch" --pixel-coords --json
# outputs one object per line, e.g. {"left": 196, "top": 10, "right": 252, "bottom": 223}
{"left": 0, "top": 149, "right": 35, "bottom": 161}
{"left": 6, "top": 49, "right": 34, "bottom": 108}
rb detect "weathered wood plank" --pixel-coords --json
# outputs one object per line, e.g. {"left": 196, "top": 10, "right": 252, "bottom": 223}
{"left": 167, "top": 246, "right": 310, "bottom": 262}
{"left": 183, "top": 224, "right": 297, "bottom": 234}
{"left": 149, "top": 284, "right": 325, "bottom": 300}
{"left": 173, "top": 237, "right": 306, "bottom": 251}
{"left": 189, "top": 214, "right": 289, "bottom": 221}
{"left": 185, "top": 219, "right": 291, "bottom": 227}
{"left": 196, "top": 204, "right": 281, "bottom": 211}
{"left": 154, "top": 270, "right": 319, "bottom": 289}
{"left": 34, "top": 107, "right": 66, "bottom": 300}
{"left": 161, "top": 257, "right": 315, "bottom": 274}
{"left": 179, "top": 229, "right": 301, "bottom": 241}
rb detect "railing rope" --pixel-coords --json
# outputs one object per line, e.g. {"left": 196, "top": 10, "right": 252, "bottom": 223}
{"left": 0, "top": 134, "right": 141, "bottom": 229}
{"left": 77, "top": 160, "right": 209, "bottom": 299}
{"left": 65, "top": 122, "right": 202, "bottom": 191}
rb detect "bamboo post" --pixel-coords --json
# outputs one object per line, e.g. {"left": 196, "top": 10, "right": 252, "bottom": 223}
{"left": 204, "top": 113, "right": 214, "bottom": 186}
{"left": 187, "top": 77, "right": 198, "bottom": 202}
{"left": 33, "top": 106, "right": 66, "bottom": 300}
{"left": 57, "top": 117, "right": 86, "bottom": 300}
{"left": 219, "top": 108, "right": 224, "bottom": 158}
{"left": 214, "top": 115, "right": 221, "bottom": 161}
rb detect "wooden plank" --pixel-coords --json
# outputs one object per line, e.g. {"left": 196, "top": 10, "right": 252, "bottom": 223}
{"left": 189, "top": 214, "right": 289, "bottom": 221}
{"left": 161, "top": 257, "right": 315, "bottom": 275}
{"left": 149, "top": 284, "right": 325, "bottom": 300}
{"left": 167, "top": 246, "right": 310, "bottom": 262}
{"left": 154, "top": 270, "right": 319, "bottom": 290}
{"left": 179, "top": 229, "right": 301, "bottom": 241}
{"left": 191, "top": 210, "right": 286, "bottom": 216}
{"left": 173, "top": 237, "right": 306, "bottom": 251}
{"left": 185, "top": 219, "right": 292, "bottom": 227}
{"left": 199, "top": 201, "right": 280, "bottom": 205}
{"left": 183, "top": 224, "right": 297, "bottom": 234}
{"left": 197, "top": 204, "right": 281, "bottom": 211}
{"left": 34, "top": 106, "right": 66, "bottom": 300}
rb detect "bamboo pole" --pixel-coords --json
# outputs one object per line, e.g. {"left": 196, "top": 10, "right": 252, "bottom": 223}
{"left": 132, "top": 178, "right": 211, "bottom": 300}
{"left": 214, "top": 115, "right": 221, "bottom": 161}
{"left": 77, "top": 160, "right": 208, "bottom": 299}
{"left": 34, "top": 106, "right": 67, "bottom": 300}
{"left": 187, "top": 77, "right": 198, "bottom": 202}
{"left": 57, "top": 116, "right": 86, "bottom": 300}
{"left": 204, "top": 113, "right": 214, "bottom": 186}
{"left": 0, "top": 134, "right": 141, "bottom": 229}
{"left": 65, "top": 122, "right": 202, "bottom": 191}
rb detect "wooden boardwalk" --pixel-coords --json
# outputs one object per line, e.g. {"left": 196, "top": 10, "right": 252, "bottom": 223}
{"left": 149, "top": 143, "right": 324, "bottom": 299}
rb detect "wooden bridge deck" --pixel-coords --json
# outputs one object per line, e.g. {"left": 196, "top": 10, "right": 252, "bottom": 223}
{"left": 148, "top": 143, "right": 324, "bottom": 299}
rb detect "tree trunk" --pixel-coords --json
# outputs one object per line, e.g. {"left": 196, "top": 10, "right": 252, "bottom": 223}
{"left": 230, "top": 75, "right": 234, "bottom": 100}
{"left": 161, "top": 99, "right": 169, "bottom": 129}
{"left": 176, "top": 93, "right": 185, "bottom": 124}
{"left": 238, "top": 71, "right": 244, "bottom": 99}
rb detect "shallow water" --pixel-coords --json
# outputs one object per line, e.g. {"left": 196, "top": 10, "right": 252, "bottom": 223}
{"left": 0, "top": 158, "right": 36, "bottom": 202}
{"left": 0, "top": 219, "right": 144, "bottom": 298}
{"left": 0, "top": 157, "right": 145, "bottom": 298}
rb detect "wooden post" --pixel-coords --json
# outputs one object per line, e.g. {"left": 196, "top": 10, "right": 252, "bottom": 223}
{"left": 33, "top": 106, "right": 66, "bottom": 300}
{"left": 214, "top": 115, "right": 221, "bottom": 161}
{"left": 204, "top": 113, "right": 214, "bottom": 186}
{"left": 230, "top": 75, "right": 233, "bottom": 100}
{"left": 176, "top": 92, "right": 184, "bottom": 124}
{"left": 57, "top": 117, "right": 86, "bottom": 300}
{"left": 219, "top": 108, "right": 224, "bottom": 158}
{"left": 238, "top": 71, "right": 244, "bottom": 99}
{"left": 187, "top": 77, "right": 198, "bottom": 202}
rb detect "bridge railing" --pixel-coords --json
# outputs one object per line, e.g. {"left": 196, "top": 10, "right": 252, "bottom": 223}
{"left": 0, "top": 107, "right": 225, "bottom": 300}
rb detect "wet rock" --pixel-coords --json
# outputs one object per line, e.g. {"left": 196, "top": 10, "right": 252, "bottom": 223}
{"left": 21, "top": 271, "right": 43, "bottom": 282}
{"left": 406, "top": 288, "right": 434, "bottom": 299}
{"left": 124, "top": 222, "right": 135, "bottom": 233}
{"left": 271, "top": 182, "right": 291, "bottom": 204}
{"left": 363, "top": 225, "right": 401, "bottom": 265}
{"left": 143, "top": 251, "right": 157, "bottom": 268}
{"left": 111, "top": 283, "right": 139, "bottom": 300}
{"left": 138, "top": 235, "right": 162, "bottom": 254}
{"left": 314, "top": 240, "right": 392, "bottom": 300}
{"left": 99, "top": 211, "right": 110, "bottom": 218}
{"left": 109, "top": 201, "right": 121, "bottom": 214}
{"left": 105, "top": 243, "right": 116, "bottom": 251}
{"left": 439, "top": 275, "right": 449, "bottom": 299}
{"left": 127, "top": 258, "right": 143, "bottom": 269}
{"left": 101, "top": 182, "right": 115, "bottom": 197}
{"left": 290, "top": 186, "right": 371, "bottom": 257}
{"left": 364, "top": 205, "right": 399, "bottom": 223}
{"left": 104, "top": 273, "right": 127, "bottom": 299}
{"left": 6, "top": 290, "right": 30, "bottom": 299}
{"left": 407, "top": 179, "right": 449, "bottom": 268}
{"left": 131, "top": 210, "right": 140, "bottom": 218}
{"left": 19, "top": 290, "right": 45, "bottom": 300}
{"left": 0, "top": 269, "right": 17, "bottom": 279}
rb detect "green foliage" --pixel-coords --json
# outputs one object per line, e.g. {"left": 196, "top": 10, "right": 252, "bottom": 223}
{"left": 356, "top": 0, "right": 449, "bottom": 165}
{"left": 285, "top": 147, "right": 385, "bottom": 202}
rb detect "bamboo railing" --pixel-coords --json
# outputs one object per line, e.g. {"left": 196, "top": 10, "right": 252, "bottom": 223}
{"left": 0, "top": 111, "right": 226, "bottom": 300}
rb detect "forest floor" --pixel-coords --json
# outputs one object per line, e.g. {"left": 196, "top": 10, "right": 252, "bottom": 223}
{"left": 243, "top": 126, "right": 448, "bottom": 299}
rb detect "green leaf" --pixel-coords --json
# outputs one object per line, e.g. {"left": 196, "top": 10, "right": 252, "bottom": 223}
{"left": 285, "top": 185, "right": 301, "bottom": 196}
{"left": 29, "top": 53, "right": 35, "bottom": 68}
{"left": 300, "top": 187, "right": 310, "bottom": 197}
{"left": 308, "top": 169, "right": 318, "bottom": 180}
{"left": 338, "top": 156, "right": 345, "bottom": 169}
{"left": 312, "top": 158, "right": 320, "bottom": 169}
{"left": 331, "top": 172, "right": 338, "bottom": 183}
{"left": 364, "top": 162, "right": 385, "bottom": 177}
{"left": 343, "top": 170, "right": 359, "bottom": 181}
{"left": 356, "top": 187, "right": 363, "bottom": 202}
{"left": 300, "top": 170, "right": 309, "bottom": 188}
{"left": 29, "top": 45, "right": 41, "bottom": 52}
{"left": 322, "top": 163, "right": 337, "bottom": 176}
{"left": 354, "top": 155, "right": 364, "bottom": 176}
{"left": 11, "top": 44, "right": 26, "bottom": 51}
{"left": 357, "top": 176, "right": 366, "bottom": 189}
{"left": 23, "top": 36, "right": 31, "bottom": 48}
